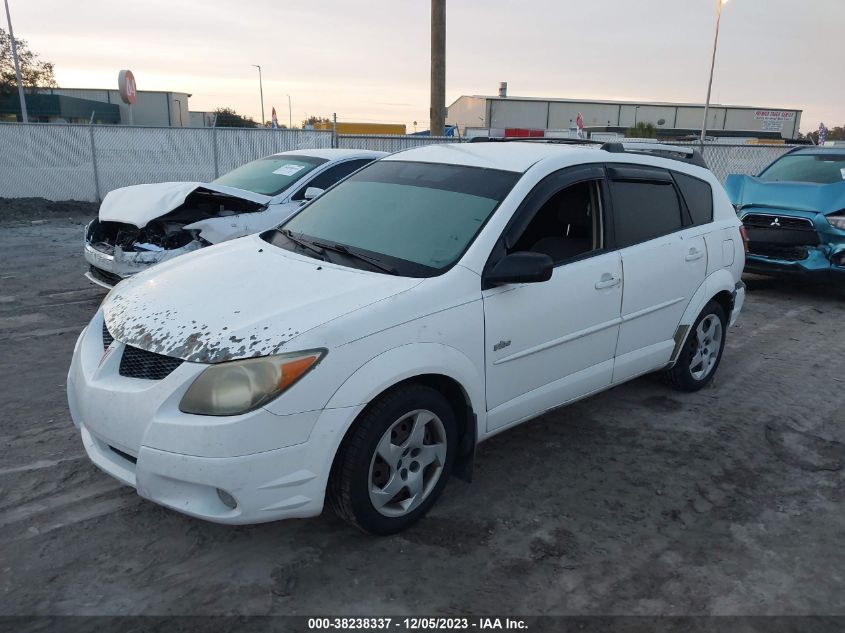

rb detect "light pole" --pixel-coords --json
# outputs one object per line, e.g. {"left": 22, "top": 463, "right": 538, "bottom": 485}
{"left": 252, "top": 64, "right": 265, "bottom": 126}
{"left": 634, "top": 105, "right": 641, "bottom": 127}
{"left": 701, "top": 0, "right": 729, "bottom": 145}
{"left": 287, "top": 94, "right": 292, "bottom": 129}
{"left": 3, "top": 0, "right": 28, "bottom": 123}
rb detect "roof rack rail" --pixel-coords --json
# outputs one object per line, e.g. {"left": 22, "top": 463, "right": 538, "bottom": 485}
{"left": 600, "top": 142, "right": 708, "bottom": 168}
{"left": 468, "top": 136, "right": 602, "bottom": 145}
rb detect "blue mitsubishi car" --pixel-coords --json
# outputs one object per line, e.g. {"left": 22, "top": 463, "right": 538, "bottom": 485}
{"left": 725, "top": 147, "right": 845, "bottom": 278}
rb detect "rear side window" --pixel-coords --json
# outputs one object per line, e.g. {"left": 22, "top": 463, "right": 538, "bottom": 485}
{"left": 291, "top": 159, "right": 375, "bottom": 200}
{"left": 674, "top": 172, "right": 713, "bottom": 226}
{"left": 609, "top": 180, "right": 683, "bottom": 248}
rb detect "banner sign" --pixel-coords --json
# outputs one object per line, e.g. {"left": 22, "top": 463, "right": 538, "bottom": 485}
{"left": 754, "top": 110, "right": 794, "bottom": 132}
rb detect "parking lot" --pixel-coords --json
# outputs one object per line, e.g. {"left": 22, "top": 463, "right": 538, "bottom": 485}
{"left": 1, "top": 198, "right": 843, "bottom": 616}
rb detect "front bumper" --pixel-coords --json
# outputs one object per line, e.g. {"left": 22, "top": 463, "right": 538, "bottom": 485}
{"left": 83, "top": 237, "right": 202, "bottom": 289}
{"left": 739, "top": 209, "right": 845, "bottom": 279}
{"left": 83, "top": 243, "right": 131, "bottom": 289}
{"left": 744, "top": 247, "right": 845, "bottom": 278}
{"left": 67, "top": 313, "right": 363, "bottom": 524}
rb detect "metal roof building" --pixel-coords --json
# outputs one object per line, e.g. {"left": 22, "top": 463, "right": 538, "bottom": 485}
{"left": 447, "top": 93, "right": 803, "bottom": 140}
{"left": 0, "top": 88, "right": 195, "bottom": 126}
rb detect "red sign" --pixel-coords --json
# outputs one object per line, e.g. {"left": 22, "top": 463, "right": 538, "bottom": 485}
{"left": 504, "top": 128, "right": 544, "bottom": 138}
{"left": 118, "top": 70, "right": 137, "bottom": 105}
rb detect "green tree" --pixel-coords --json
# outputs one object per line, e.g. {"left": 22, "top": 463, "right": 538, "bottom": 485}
{"left": 302, "top": 115, "right": 331, "bottom": 128}
{"left": 626, "top": 121, "right": 658, "bottom": 139}
{"left": 213, "top": 107, "right": 258, "bottom": 128}
{"left": 0, "top": 28, "right": 57, "bottom": 95}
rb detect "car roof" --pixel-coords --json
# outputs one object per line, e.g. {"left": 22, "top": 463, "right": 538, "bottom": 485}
{"left": 788, "top": 146, "right": 845, "bottom": 155}
{"left": 382, "top": 141, "right": 714, "bottom": 178}
{"left": 270, "top": 148, "right": 387, "bottom": 161}
{"left": 382, "top": 141, "right": 600, "bottom": 173}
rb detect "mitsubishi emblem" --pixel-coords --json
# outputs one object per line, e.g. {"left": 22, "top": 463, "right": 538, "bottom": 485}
{"left": 770, "top": 218, "right": 781, "bottom": 227}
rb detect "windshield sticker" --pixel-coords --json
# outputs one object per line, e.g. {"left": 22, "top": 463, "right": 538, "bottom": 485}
{"left": 273, "top": 164, "right": 306, "bottom": 177}
{"left": 841, "top": 168, "right": 845, "bottom": 180}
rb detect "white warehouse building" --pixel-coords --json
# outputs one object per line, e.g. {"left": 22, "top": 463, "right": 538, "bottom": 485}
{"left": 447, "top": 91, "right": 803, "bottom": 141}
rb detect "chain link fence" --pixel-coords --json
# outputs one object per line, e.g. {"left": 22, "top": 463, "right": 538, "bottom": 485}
{"left": 698, "top": 144, "right": 792, "bottom": 182}
{"left": 0, "top": 123, "right": 334, "bottom": 202}
{"left": 0, "top": 122, "right": 798, "bottom": 202}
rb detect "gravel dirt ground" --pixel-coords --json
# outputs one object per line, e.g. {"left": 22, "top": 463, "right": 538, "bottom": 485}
{"left": 1, "top": 200, "right": 843, "bottom": 617}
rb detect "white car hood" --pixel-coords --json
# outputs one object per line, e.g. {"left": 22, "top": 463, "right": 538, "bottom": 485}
{"left": 98, "top": 182, "right": 272, "bottom": 228}
{"left": 102, "top": 235, "right": 421, "bottom": 363}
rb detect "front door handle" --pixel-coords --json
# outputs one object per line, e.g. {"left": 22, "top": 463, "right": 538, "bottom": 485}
{"left": 685, "top": 248, "right": 704, "bottom": 262}
{"left": 595, "top": 273, "right": 621, "bottom": 289}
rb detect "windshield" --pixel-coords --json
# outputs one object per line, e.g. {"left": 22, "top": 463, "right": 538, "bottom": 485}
{"left": 273, "top": 161, "right": 519, "bottom": 276}
{"left": 759, "top": 153, "right": 845, "bottom": 184}
{"left": 212, "top": 155, "right": 327, "bottom": 196}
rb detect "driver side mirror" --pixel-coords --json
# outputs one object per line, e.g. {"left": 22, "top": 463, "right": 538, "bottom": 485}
{"left": 484, "top": 252, "right": 554, "bottom": 288}
{"left": 304, "top": 186, "right": 325, "bottom": 201}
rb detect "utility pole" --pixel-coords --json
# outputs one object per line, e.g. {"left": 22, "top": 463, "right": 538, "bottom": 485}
{"left": 701, "top": 0, "right": 728, "bottom": 145}
{"left": 252, "top": 64, "right": 265, "bottom": 126}
{"left": 287, "top": 94, "right": 292, "bottom": 129}
{"left": 4, "top": 0, "right": 28, "bottom": 123}
{"left": 429, "top": 0, "right": 445, "bottom": 137}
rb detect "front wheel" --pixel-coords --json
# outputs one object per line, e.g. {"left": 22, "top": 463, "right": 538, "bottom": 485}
{"left": 665, "top": 300, "right": 727, "bottom": 392}
{"left": 328, "top": 384, "right": 457, "bottom": 535}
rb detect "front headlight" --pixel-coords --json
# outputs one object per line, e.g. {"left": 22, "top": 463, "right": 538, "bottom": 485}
{"left": 826, "top": 211, "right": 845, "bottom": 230}
{"left": 179, "top": 349, "right": 326, "bottom": 416}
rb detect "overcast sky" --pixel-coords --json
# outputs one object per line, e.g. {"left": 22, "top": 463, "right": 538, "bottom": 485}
{"left": 9, "top": 0, "right": 843, "bottom": 131}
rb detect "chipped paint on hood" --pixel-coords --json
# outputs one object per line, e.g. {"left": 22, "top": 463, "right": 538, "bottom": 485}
{"left": 102, "top": 235, "right": 422, "bottom": 364}
{"left": 99, "top": 182, "right": 273, "bottom": 228}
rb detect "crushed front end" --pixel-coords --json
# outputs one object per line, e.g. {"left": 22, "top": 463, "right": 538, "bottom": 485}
{"left": 84, "top": 218, "right": 204, "bottom": 288}
{"left": 738, "top": 208, "right": 845, "bottom": 278}
{"left": 84, "top": 185, "right": 268, "bottom": 288}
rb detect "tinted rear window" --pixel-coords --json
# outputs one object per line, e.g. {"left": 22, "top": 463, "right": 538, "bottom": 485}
{"left": 610, "top": 180, "right": 684, "bottom": 247}
{"left": 674, "top": 172, "right": 714, "bottom": 226}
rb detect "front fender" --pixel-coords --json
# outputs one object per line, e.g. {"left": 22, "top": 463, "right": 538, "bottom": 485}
{"left": 325, "top": 342, "right": 485, "bottom": 432}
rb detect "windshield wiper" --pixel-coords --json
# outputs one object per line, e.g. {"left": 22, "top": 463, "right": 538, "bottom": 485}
{"left": 279, "top": 229, "right": 327, "bottom": 261}
{"left": 311, "top": 240, "right": 399, "bottom": 275}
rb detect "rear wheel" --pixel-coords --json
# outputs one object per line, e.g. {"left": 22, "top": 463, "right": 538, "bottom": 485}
{"left": 328, "top": 384, "right": 457, "bottom": 535}
{"left": 665, "top": 300, "right": 727, "bottom": 392}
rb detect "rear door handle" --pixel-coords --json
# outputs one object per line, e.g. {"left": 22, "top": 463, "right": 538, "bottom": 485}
{"left": 685, "top": 248, "right": 704, "bottom": 262}
{"left": 595, "top": 273, "right": 621, "bottom": 289}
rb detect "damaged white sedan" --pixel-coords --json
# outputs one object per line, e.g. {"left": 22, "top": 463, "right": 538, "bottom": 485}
{"left": 83, "top": 149, "right": 385, "bottom": 288}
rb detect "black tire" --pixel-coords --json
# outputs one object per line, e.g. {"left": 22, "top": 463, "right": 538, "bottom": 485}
{"left": 664, "top": 300, "right": 728, "bottom": 392}
{"left": 328, "top": 383, "right": 458, "bottom": 535}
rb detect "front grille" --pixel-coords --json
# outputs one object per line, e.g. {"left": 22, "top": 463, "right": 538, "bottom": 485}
{"left": 89, "top": 265, "right": 123, "bottom": 287}
{"left": 119, "top": 345, "right": 183, "bottom": 380}
{"left": 742, "top": 214, "right": 814, "bottom": 230}
{"left": 102, "top": 322, "right": 114, "bottom": 349}
{"left": 742, "top": 213, "right": 819, "bottom": 248}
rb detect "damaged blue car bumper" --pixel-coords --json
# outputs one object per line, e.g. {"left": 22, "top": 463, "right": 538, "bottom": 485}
{"left": 739, "top": 209, "right": 845, "bottom": 278}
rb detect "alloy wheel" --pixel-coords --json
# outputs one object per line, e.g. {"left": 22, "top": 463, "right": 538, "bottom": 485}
{"left": 368, "top": 409, "right": 447, "bottom": 517}
{"left": 689, "top": 314, "right": 723, "bottom": 381}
